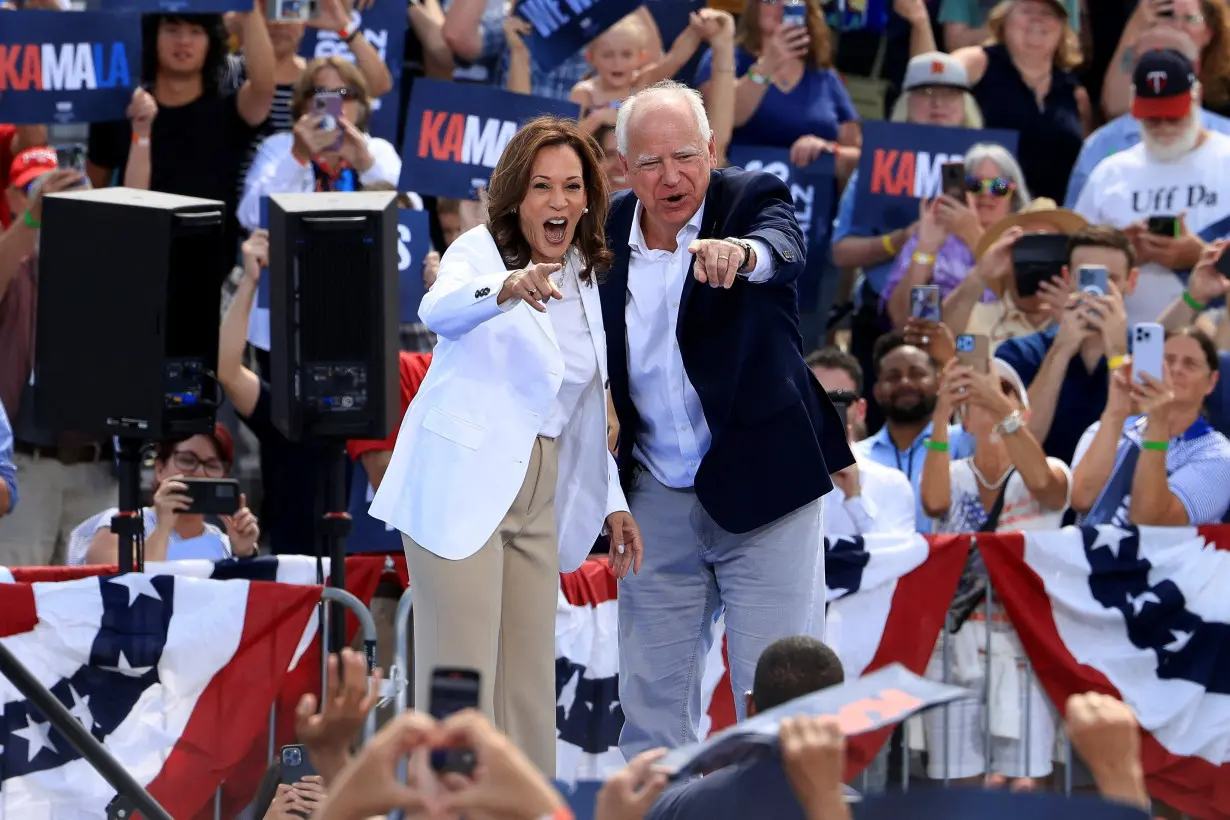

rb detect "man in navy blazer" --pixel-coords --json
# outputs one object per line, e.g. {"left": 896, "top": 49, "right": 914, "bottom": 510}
{"left": 600, "top": 80, "right": 854, "bottom": 760}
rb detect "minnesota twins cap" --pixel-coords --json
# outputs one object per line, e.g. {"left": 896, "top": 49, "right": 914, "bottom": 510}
{"left": 1132, "top": 48, "right": 1197, "bottom": 119}
{"left": 902, "top": 52, "right": 970, "bottom": 92}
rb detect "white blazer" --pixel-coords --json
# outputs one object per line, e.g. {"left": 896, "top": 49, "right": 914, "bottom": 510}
{"left": 368, "top": 226, "right": 627, "bottom": 573}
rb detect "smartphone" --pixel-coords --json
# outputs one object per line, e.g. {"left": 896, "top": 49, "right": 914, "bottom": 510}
{"left": 1131, "top": 322, "right": 1165, "bottom": 385}
{"left": 1148, "top": 215, "right": 1179, "bottom": 238}
{"left": 178, "top": 477, "right": 241, "bottom": 516}
{"left": 277, "top": 744, "right": 316, "bottom": 818}
{"left": 827, "top": 389, "right": 857, "bottom": 430}
{"left": 313, "top": 92, "right": 344, "bottom": 152}
{"left": 429, "top": 668, "right": 481, "bottom": 775}
{"left": 955, "top": 334, "right": 990, "bottom": 374}
{"left": 940, "top": 161, "right": 966, "bottom": 201}
{"left": 781, "top": 0, "right": 807, "bottom": 27}
{"left": 55, "top": 143, "right": 86, "bottom": 175}
{"left": 910, "top": 285, "right": 942, "bottom": 322}
{"left": 1077, "top": 264, "right": 1109, "bottom": 297}
{"left": 1011, "top": 233, "right": 1068, "bottom": 297}
{"left": 267, "top": 0, "right": 320, "bottom": 21}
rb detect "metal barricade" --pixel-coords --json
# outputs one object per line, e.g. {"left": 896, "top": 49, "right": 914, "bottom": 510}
{"left": 322, "top": 586, "right": 381, "bottom": 743}
{"left": 392, "top": 586, "right": 415, "bottom": 716}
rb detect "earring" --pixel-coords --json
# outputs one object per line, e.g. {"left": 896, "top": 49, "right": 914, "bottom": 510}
{"left": 583, "top": 207, "right": 589, "bottom": 214}
{"left": 511, "top": 207, "right": 517, "bottom": 214}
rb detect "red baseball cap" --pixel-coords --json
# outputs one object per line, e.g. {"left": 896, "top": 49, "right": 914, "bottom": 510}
{"left": 1131, "top": 48, "right": 1197, "bottom": 120}
{"left": 8, "top": 147, "right": 58, "bottom": 190}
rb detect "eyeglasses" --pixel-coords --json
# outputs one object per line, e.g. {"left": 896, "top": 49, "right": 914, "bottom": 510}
{"left": 967, "top": 176, "right": 1016, "bottom": 197}
{"left": 170, "top": 450, "right": 227, "bottom": 477}
{"left": 314, "top": 86, "right": 359, "bottom": 99}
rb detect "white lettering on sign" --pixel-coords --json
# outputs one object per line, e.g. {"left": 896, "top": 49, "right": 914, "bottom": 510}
{"left": 742, "top": 158, "right": 815, "bottom": 232}
{"left": 913, "top": 152, "right": 961, "bottom": 198}
{"left": 397, "top": 222, "right": 413, "bottom": 272}
{"left": 519, "top": 0, "right": 570, "bottom": 37}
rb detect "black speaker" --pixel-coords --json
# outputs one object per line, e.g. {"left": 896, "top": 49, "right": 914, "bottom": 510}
{"left": 267, "top": 191, "right": 399, "bottom": 441}
{"left": 34, "top": 187, "right": 226, "bottom": 439}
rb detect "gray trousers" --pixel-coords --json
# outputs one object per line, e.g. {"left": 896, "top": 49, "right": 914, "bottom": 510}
{"left": 617, "top": 466, "right": 824, "bottom": 759}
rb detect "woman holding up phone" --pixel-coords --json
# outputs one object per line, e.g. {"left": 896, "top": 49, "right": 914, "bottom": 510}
{"left": 67, "top": 424, "right": 261, "bottom": 566}
{"left": 918, "top": 355, "right": 1069, "bottom": 790}
{"left": 237, "top": 56, "right": 403, "bottom": 230}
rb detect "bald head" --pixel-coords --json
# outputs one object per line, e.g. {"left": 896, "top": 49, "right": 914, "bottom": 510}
{"left": 615, "top": 80, "right": 712, "bottom": 158}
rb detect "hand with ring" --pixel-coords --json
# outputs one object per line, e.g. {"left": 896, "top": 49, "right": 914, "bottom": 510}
{"left": 497, "top": 262, "right": 564, "bottom": 313}
{"left": 688, "top": 238, "right": 747, "bottom": 289}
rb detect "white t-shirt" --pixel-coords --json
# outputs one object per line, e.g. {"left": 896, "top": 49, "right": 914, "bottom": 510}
{"left": 1073, "top": 131, "right": 1230, "bottom": 326}
{"left": 937, "top": 458, "right": 1072, "bottom": 534}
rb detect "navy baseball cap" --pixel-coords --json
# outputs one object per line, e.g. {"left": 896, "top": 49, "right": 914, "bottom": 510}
{"left": 1132, "top": 48, "right": 1197, "bottom": 119}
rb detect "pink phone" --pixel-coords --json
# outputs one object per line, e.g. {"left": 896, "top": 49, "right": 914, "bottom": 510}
{"left": 313, "top": 92, "right": 344, "bottom": 152}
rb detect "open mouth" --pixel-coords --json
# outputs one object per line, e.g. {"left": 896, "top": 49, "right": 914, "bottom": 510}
{"left": 543, "top": 217, "right": 568, "bottom": 244}
{"left": 664, "top": 193, "right": 685, "bottom": 204}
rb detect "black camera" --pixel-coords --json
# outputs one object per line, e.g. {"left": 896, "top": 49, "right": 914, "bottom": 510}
{"left": 1011, "top": 233, "right": 1069, "bottom": 297}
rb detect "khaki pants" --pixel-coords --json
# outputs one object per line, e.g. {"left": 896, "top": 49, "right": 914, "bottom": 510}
{"left": 0, "top": 453, "right": 118, "bottom": 567}
{"left": 403, "top": 436, "right": 559, "bottom": 775}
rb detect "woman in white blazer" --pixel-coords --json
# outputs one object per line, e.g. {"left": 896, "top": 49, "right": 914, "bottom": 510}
{"left": 369, "top": 117, "right": 643, "bottom": 775}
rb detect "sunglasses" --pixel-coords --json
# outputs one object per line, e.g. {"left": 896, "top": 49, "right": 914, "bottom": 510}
{"left": 314, "top": 86, "right": 359, "bottom": 99}
{"left": 967, "top": 176, "right": 1016, "bottom": 197}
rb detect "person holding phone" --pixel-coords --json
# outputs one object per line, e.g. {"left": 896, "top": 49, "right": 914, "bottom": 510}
{"left": 919, "top": 356, "right": 1069, "bottom": 790}
{"left": 65, "top": 425, "right": 260, "bottom": 566}
{"left": 237, "top": 57, "right": 401, "bottom": 230}
{"left": 1071, "top": 327, "right": 1230, "bottom": 526}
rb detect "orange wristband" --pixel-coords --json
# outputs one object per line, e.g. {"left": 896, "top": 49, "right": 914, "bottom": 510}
{"left": 131, "top": 133, "right": 149, "bottom": 146}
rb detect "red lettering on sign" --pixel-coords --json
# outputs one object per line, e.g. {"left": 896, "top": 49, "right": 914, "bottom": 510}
{"left": 417, "top": 110, "right": 467, "bottom": 161}
{"left": 833, "top": 688, "right": 924, "bottom": 735}
{"left": 0, "top": 44, "right": 40, "bottom": 92}
{"left": 417, "top": 110, "right": 448, "bottom": 159}
{"left": 869, "top": 149, "right": 916, "bottom": 197}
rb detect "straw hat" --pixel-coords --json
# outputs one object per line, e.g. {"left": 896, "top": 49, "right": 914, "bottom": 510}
{"left": 973, "top": 198, "right": 1088, "bottom": 260}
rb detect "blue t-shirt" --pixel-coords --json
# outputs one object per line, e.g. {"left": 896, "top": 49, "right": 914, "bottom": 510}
{"left": 994, "top": 327, "right": 1109, "bottom": 465}
{"left": 695, "top": 47, "right": 858, "bottom": 149}
{"left": 1205, "top": 351, "right": 1230, "bottom": 441}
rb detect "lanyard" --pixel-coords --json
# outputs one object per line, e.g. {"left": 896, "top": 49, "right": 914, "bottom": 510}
{"left": 894, "top": 444, "right": 915, "bottom": 479}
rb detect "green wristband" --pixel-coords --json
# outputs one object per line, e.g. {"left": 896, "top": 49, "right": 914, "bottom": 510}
{"left": 1142, "top": 440, "right": 1169, "bottom": 452}
{"left": 22, "top": 210, "right": 40, "bottom": 230}
{"left": 924, "top": 439, "right": 949, "bottom": 452}
{"left": 1182, "top": 290, "right": 1207, "bottom": 312}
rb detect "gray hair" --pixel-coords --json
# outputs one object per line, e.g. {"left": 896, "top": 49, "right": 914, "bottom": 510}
{"left": 615, "top": 80, "right": 712, "bottom": 157}
{"left": 964, "top": 142, "right": 1031, "bottom": 211}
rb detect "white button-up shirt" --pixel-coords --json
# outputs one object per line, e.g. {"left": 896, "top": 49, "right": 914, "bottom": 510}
{"left": 821, "top": 454, "right": 917, "bottom": 537}
{"left": 624, "top": 199, "right": 774, "bottom": 488}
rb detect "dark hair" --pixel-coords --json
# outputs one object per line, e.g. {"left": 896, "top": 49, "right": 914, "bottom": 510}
{"left": 1166, "top": 326, "right": 1221, "bottom": 374}
{"left": 593, "top": 124, "right": 616, "bottom": 148}
{"left": 251, "top": 759, "right": 282, "bottom": 819}
{"left": 805, "top": 347, "right": 863, "bottom": 397}
{"left": 751, "top": 636, "right": 844, "bottom": 713}
{"left": 485, "top": 116, "right": 613, "bottom": 285}
{"left": 437, "top": 197, "right": 462, "bottom": 217}
{"left": 290, "top": 57, "right": 373, "bottom": 132}
{"left": 141, "top": 14, "right": 228, "bottom": 89}
{"left": 153, "top": 423, "right": 234, "bottom": 466}
{"left": 1068, "top": 224, "right": 1135, "bottom": 269}
{"left": 872, "top": 330, "right": 939, "bottom": 376}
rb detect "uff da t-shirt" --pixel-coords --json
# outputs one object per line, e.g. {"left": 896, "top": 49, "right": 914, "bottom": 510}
{"left": 87, "top": 89, "right": 258, "bottom": 272}
{"left": 1073, "top": 130, "right": 1230, "bottom": 325}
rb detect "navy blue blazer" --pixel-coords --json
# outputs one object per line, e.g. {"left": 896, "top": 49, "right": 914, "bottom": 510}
{"left": 600, "top": 167, "right": 854, "bottom": 535}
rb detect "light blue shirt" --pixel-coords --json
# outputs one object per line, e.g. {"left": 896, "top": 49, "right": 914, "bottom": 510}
{"left": 1064, "top": 109, "right": 1230, "bottom": 208}
{"left": 854, "top": 421, "right": 976, "bottom": 533}
{"left": 0, "top": 400, "right": 16, "bottom": 512}
{"left": 832, "top": 169, "right": 894, "bottom": 304}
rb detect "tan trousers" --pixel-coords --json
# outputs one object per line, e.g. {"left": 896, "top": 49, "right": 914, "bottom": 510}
{"left": 402, "top": 436, "right": 559, "bottom": 775}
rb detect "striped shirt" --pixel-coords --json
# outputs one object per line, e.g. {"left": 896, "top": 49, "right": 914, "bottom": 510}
{"left": 1072, "top": 415, "right": 1230, "bottom": 527}
{"left": 224, "top": 54, "right": 297, "bottom": 205}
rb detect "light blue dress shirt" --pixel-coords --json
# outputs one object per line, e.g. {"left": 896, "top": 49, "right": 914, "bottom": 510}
{"left": 854, "top": 420, "right": 976, "bottom": 533}
{"left": 1064, "top": 109, "right": 1230, "bottom": 208}
{"left": 0, "top": 400, "right": 17, "bottom": 512}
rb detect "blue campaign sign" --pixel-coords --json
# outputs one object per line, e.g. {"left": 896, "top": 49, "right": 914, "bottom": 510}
{"left": 851, "top": 121, "right": 1020, "bottom": 234}
{"left": 100, "top": 0, "right": 248, "bottom": 11}
{"left": 301, "top": 6, "right": 407, "bottom": 145}
{"left": 727, "top": 145, "right": 837, "bottom": 307}
{"left": 346, "top": 459, "right": 402, "bottom": 554}
{"left": 248, "top": 197, "right": 272, "bottom": 350}
{"left": 399, "top": 79, "right": 580, "bottom": 199}
{"left": 397, "top": 209, "right": 432, "bottom": 324}
{"left": 516, "top": 0, "right": 642, "bottom": 73}
{"left": 0, "top": 11, "right": 141, "bottom": 125}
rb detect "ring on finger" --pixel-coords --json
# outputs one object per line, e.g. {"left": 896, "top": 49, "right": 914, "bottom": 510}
{"left": 717, "top": 255, "right": 729, "bottom": 262}
{"left": 527, "top": 287, "right": 538, "bottom": 295}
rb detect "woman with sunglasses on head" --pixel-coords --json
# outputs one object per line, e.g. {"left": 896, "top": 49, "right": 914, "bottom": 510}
{"left": 882, "top": 142, "right": 1031, "bottom": 331}
{"left": 67, "top": 424, "right": 260, "bottom": 566}
{"left": 918, "top": 357, "right": 1069, "bottom": 791}
{"left": 237, "top": 56, "right": 403, "bottom": 231}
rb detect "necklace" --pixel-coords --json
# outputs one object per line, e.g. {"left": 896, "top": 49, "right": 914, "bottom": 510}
{"left": 969, "top": 459, "right": 1012, "bottom": 491}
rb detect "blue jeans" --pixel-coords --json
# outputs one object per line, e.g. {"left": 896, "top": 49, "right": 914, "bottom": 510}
{"left": 617, "top": 466, "right": 824, "bottom": 759}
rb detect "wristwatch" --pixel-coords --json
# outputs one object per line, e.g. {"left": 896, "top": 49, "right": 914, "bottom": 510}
{"left": 728, "top": 238, "right": 754, "bottom": 273}
{"left": 994, "top": 409, "right": 1024, "bottom": 436}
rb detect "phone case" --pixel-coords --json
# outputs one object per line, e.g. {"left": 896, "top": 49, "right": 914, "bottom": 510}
{"left": 1131, "top": 323, "right": 1165, "bottom": 384}
{"left": 955, "top": 334, "right": 990, "bottom": 373}
{"left": 910, "top": 286, "right": 941, "bottom": 322}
